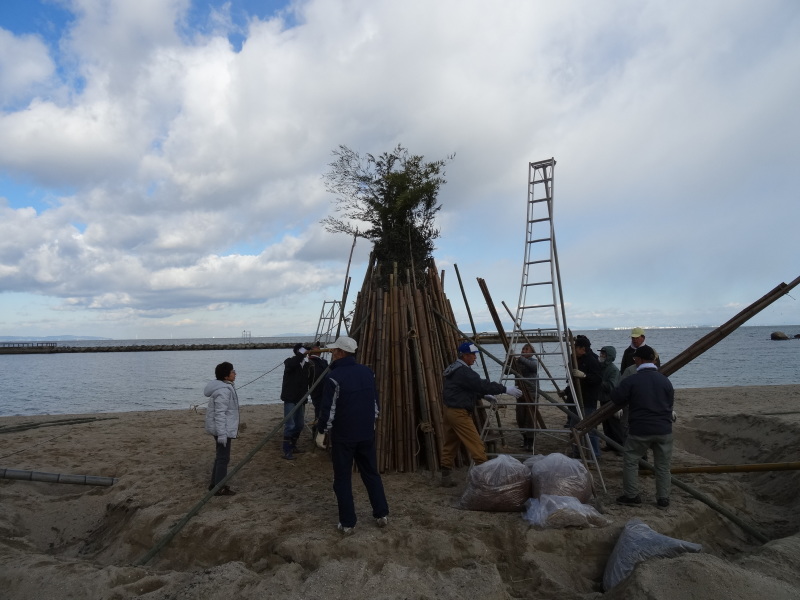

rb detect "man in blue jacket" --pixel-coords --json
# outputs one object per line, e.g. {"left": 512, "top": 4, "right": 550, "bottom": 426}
{"left": 611, "top": 344, "right": 675, "bottom": 509}
{"left": 316, "top": 336, "right": 389, "bottom": 535}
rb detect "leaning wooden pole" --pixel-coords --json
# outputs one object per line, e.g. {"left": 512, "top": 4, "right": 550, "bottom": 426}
{"left": 660, "top": 275, "right": 800, "bottom": 377}
{"left": 575, "top": 275, "right": 800, "bottom": 435}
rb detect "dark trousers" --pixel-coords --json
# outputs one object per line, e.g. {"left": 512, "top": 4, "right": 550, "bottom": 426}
{"left": 210, "top": 438, "right": 232, "bottom": 487}
{"left": 330, "top": 437, "right": 389, "bottom": 528}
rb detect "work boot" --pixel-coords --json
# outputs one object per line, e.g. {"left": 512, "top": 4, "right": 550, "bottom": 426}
{"left": 281, "top": 439, "right": 295, "bottom": 460}
{"left": 440, "top": 468, "right": 456, "bottom": 488}
{"left": 290, "top": 436, "right": 305, "bottom": 454}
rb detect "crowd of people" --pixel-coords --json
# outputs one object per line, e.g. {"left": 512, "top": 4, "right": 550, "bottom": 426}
{"left": 202, "top": 326, "right": 675, "bottom": 534}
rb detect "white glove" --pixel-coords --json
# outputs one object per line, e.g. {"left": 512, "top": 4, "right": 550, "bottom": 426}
{"left": 298, "top": 347, "right": 307, "bottom": 355}
{"left": 483, "top": 395, "right": 498, "bottom": 409}
{"left": 505, "top": 386, "right": 523, "bottom": 398}
{"left": 614, "top": 409, "right": 623, "bottom": 420}
{"left": 315, "top": 432, "right": 327, "bottom": 449}
{"left": 217, "top": 436, "right": 227, "bottom": 447}
{"left": 672, "top": 411, "right": 677, "bottom": 422}
{"left": 572, "top": 369, "right": 586, "bottom": 379}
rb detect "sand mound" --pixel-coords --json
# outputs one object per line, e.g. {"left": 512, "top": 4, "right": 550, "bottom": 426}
{"left": 1, "top": 385, "right": 799, "bottom": 599}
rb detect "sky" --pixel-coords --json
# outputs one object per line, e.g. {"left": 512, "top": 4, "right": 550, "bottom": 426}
{"left": 0, "top": 0, "right": 798, "bottom": 340}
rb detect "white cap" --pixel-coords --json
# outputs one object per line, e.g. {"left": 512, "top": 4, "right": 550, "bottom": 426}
{"left": 328, "top": 336, "right": 358, "bottom": 353}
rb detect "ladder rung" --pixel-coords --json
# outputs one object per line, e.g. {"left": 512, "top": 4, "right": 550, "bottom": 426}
{"left": 520, "top": 303, "right": 555, "bottom": 310}
{"left": 525, "top": 259, "right": 551, "bottom": 265}
{"left": 527, "top": 217, "right": 551, "bottom": 225}
{"left": 528, "top": 237, "right": 551, "bottom": 244}
{"left": 523, "top": 281, "right": 553, "bottom": 287}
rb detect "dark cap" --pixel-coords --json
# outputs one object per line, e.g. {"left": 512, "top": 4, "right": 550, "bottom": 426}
{"left": 633, "top": 344, "right": 656, "bottom": 361}
{"left": 574, "top": 335, "right": 591, "bottom": 348}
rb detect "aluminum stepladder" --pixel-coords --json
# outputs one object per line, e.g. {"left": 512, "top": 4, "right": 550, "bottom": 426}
{"left": 480, "top": 158, "right": 605, "bottom": 491}
{"left": 314, "top": 300, "right": 346, "bottom": 345}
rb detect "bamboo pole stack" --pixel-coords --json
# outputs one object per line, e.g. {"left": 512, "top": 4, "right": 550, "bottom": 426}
{"left": 349, "top": 256, "right": 461, "bottom": 472}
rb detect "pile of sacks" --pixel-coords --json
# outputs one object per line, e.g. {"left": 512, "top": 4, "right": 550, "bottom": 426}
{"left": 459, "top": 452, "right": 609, "bottom": 529}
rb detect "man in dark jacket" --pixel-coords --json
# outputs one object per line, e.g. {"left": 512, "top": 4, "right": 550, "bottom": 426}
{"left": 280, "top": 343, "right": 311, "bottom": 460}
{"left": 440, "top": 341, "right": 523, "bottom": 487}
{"left": 612, "top": 344, "right": 675, "bottom": 509}
{"left": 307, "top": 341, "right": 329, "bottom": 435}
{"left": 316, "top": 336, "right": 388, "bottom": 535}
{"left": 569, "top": 335, "right": 603, "bottom": 457}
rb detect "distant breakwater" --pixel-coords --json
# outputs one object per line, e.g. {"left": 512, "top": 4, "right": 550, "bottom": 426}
{"left": 0, "top": 342, "right": 299, "bottom": 355}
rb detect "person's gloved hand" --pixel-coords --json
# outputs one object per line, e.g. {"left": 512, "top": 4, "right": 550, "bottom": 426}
{"left": 315, "top": 432, "right": 327, "bottom": 449}
{"left": 672, "top": 411, "right": 677, "bottom": 422}
{"left": 293, "top": 343, "right": 307, "bottom": 356}
{"left": 614, "top": 409, "right": 623, "bottom": 420}
{"left": 505, "top": 386, "right": 523, "bottom": 398}
{"left": 572, "top": 369, "right": 586, "bottom": 379}
{"left": 483, "top": 395, "right": 498, "bottom": 409}
{"left": 217, "top": 436, "right": 227, "bottom": 447}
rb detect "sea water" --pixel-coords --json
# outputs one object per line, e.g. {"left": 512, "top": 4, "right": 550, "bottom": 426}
{"left": 0, "top": 326, "right": 797, "bottom": 417}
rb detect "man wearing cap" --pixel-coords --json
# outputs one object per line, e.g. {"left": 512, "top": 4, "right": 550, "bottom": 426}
{"left": 611, "top": 344, "right": 675, "bottom": 509}
{"left": 280, "top": 343, "right": 312, "bottom": 460}
{"left": 439, "top": 341, "right": 524, "bottom": 487}
{"left": 568, "top": 335, "right": 603, "bottom": 457}
{"left": 620, "top": 327, "right": 661, "bottom": 374}
{"left": 316, "top": 336, "right": 389, "bottom": 535}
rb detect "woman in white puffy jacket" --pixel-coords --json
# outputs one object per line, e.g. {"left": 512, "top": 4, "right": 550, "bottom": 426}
{"left": 204, "top": 361, "right": 240, "bottom": 496}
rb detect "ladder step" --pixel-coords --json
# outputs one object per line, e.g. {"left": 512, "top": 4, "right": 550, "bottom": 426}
{"left": 525, "top": 259, "right": 551, "bottom": 266}
{"left": 527, "top": 217, "right": 551, "bottom": 225}
{"left": 520, "top": 303, "right": 555, "bottom": 310}
{"left": 523, "top": 281, "right": 553, "bottom": 287}
{"left": 527, "top": 237, "right": 552, "bottom": 244}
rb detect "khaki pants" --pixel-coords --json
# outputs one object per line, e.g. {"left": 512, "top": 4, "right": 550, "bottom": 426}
{"left": 441, "top": 407, "right": 487, "bottom": 469}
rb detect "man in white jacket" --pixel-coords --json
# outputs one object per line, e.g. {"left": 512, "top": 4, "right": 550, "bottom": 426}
{"left": 204, "top": 361, "right": 240, "bottom": 496}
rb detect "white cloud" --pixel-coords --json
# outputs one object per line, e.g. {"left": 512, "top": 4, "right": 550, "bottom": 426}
{"left": 0, "top": 28, "right": 56, "bottom": 106}
{"left": 0, "top": 0, "right": 798, "bottom": 338}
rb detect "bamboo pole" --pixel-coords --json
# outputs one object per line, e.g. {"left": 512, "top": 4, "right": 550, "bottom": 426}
{"left": 0, "top": 468, "right": 117, "bottom": 486}
{"left": 574, "top": 275, "right": 800, "bottom": 436}
{"left": 641, "top": 462, "right": 800, "bottom": 475}
{"left": 660, "top": 275, "right": 800, "bottom": 377}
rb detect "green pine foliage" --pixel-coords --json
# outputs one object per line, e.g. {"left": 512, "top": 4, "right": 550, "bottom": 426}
{"left": 322, "top": 144, "right": 452, "bottom": 286}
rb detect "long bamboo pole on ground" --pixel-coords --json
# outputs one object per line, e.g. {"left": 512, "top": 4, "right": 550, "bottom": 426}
{"left": 640, "top": 462, "right": 800, "bottom": 474}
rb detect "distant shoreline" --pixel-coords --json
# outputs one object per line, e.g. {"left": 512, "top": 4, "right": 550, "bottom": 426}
{"left": 0, "top": 342, "right": 301, "bottom": 355}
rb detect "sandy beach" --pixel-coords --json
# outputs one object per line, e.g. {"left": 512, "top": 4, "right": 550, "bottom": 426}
{"left": 1, "top": 385, "right": 799, "bottom": 599}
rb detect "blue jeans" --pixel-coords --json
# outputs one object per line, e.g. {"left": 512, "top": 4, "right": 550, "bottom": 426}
{"left": 283, "top": 401, "right": 306, "bottom": 439}
{"left": 331, "top": 437, "right": 389, "bottom": 528}
{"left": 210, "top": 438, "right": 232, "bottom": 487}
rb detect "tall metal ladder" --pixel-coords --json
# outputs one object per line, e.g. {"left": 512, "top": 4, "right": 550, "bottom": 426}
{"left": 481, "top": 158, "right": 605, "bottom": 491}
{"left": 313, "top": 300, "right": 346, "bottom": 345}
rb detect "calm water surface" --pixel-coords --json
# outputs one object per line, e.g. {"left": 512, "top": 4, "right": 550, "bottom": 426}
{"left": 0, "top": 327, "right": 797, "bottom": 417}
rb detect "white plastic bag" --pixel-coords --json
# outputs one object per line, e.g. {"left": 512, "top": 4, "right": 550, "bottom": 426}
{"left": 523, "top": 494, "right": 610, "bottom": 529}
{"left": 524, "top": 452, "right": 593, "bottom": 503}
{"left": 459, "top": 454, "right": 531, "bottom": 512}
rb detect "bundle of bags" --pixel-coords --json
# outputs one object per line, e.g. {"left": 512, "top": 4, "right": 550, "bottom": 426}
{"left": 459, "top": 452, "right": 609, "bottom": 529}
